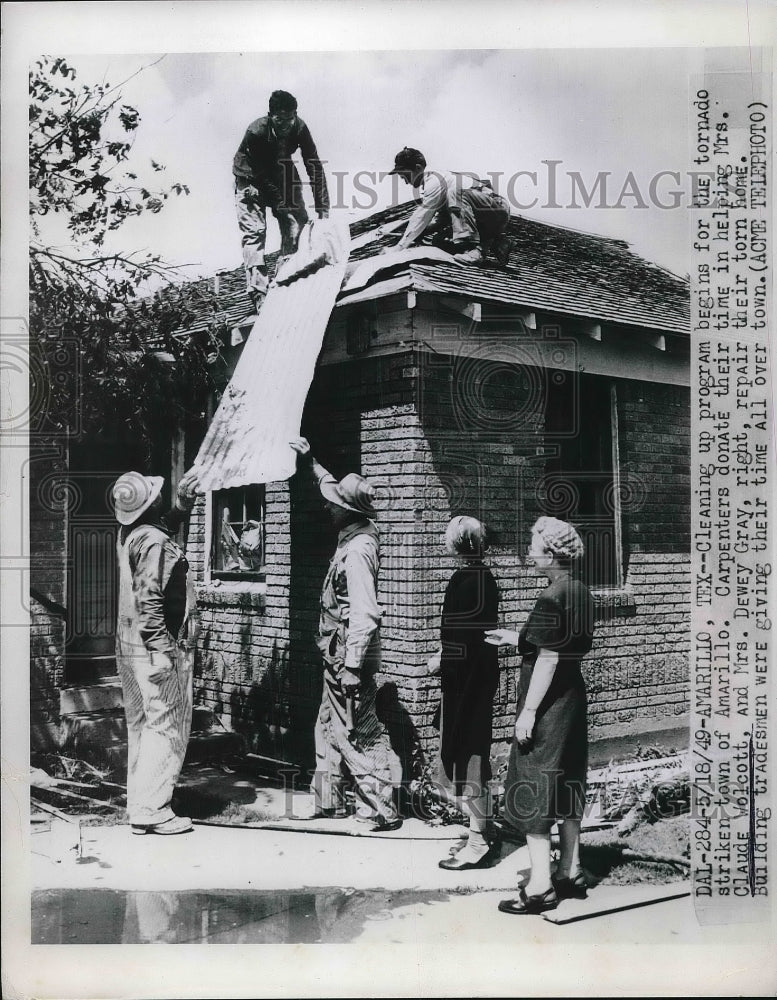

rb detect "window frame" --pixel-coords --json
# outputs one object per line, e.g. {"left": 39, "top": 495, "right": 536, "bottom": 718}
{"left": 542, "top": 371, "right": 624, "bottom": 590}
{"left": 207, "top": 483, "right": 267, "bottom": 584}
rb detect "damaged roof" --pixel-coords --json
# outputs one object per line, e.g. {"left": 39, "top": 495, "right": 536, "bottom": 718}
{"left": 169, "top": 201, "right": 689, "bottom": 341}
{"left": 345, "top": 203, "right": 690, "bottom": 334}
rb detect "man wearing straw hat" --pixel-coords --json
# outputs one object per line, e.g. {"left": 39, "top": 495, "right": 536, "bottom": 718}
{"left": 290, "top": 438, "right": 402, "bottom": 832}
{"left": 111, "top": 467, "right": 201, "bottom": 835}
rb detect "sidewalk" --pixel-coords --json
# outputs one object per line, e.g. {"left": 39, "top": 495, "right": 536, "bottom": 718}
{"left": 33, "top": 815, "right": 519, "bottom": 894}
{"left": 31, "top": 818, "right": 699, "bottom": 947}
{"left": 29, "top": 758, "right": 703, "bottom": 948}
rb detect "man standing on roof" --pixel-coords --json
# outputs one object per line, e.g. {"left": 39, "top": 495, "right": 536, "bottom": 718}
{"left": 112, "top": 467, "right": 201, "bottom": 836}
{"left": 233, "top": 90, "right": 330, "bottom": 312}
{"left": 290, "top": 437, "right": 402, "bottom": 832}
{"left": 386, "top": 147, "right": 511, "bottom": 267}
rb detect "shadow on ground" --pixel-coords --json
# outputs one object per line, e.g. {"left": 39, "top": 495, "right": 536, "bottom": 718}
{"left": 173, "top": 766, "right": 282, "bottom": 822}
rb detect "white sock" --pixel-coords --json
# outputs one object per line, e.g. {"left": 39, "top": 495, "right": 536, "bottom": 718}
{"left": 468, "top": 829, "right": 488, "bottom": 851}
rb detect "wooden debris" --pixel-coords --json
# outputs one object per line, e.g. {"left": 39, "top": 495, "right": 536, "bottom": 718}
{"left": 31, "top": 783, "right": 122, "bottom": 811}
{"left": 30, "top": 798, "right": 74, "bottom": 823}
{"left": 587, "top": 752, "right": 689, "bottom": 823}
{"left": 30, "top": 762, "right": 126, "bottom": 807}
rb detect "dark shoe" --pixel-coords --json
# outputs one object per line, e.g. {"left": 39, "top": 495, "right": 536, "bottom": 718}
{"left": 450, "top": 825, "right": 502, "bottom": 856}
{"left": 497, "top": 886, "right": 558, "bottom": 915}
{"left": 131, "top": 815, "right": 193, "bottom": 836}
{"left": 439, "top": 845, "right": 497, "bottom": 871}
{"left": 551, "top": 872, "right": 588, "bottom": 900}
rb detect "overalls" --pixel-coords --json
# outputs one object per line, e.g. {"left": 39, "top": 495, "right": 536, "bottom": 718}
{"left": 115, "top": 523, "right": 197, "bottom": 826}
{"left": 312, "top": 522, "right": 400, "bottom": 823}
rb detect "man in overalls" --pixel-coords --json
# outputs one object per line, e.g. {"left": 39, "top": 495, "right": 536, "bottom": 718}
{"left": 290, "top": 438, "right": 402, "bottom": 832}
{"left": 112, "top": 468, "right": 201, "bottom": 835}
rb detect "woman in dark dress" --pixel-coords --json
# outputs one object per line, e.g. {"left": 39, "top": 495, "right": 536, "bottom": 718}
{"left": 486, "top": 516, "right": 595, "bottom": 914}
{"left": 428, "top": 516, "right": 500, "bottom": 871}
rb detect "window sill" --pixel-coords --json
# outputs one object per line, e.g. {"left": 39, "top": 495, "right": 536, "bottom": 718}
{"left": 590, "top": 587, "right": 636, "bottom": 621}
{"left": 211, "top": 571, "right": 265, "bottom": 582}
{"left": 196, "top": 581, "right": 266, "bottom": 611}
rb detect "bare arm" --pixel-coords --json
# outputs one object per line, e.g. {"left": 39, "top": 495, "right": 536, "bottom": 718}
{"left": 485, "top": 628, "right": 521, "bottom": 646}
{"left": 514, "top": 647, "right": 559, "bottom": 742}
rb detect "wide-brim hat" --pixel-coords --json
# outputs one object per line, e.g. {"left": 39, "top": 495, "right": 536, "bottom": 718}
{"left": 112, "top": 472, "right": 164, "bottom": 526}
{"left": 389, "top": 146, "right": 424, "bottom": 175}
{"left": 319, "top": 472, "right": 377, "bottom": 518}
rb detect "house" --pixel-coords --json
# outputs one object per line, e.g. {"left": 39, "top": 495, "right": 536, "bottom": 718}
{"left": 30, "top": 202, "right": 691, "bottom": 778}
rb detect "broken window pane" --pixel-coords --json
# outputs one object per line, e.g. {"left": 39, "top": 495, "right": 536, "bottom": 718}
{"left": 211, "top": 484, "right": 266, "bottom": 579}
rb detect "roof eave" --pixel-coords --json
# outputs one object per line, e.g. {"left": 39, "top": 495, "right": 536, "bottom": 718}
{"left": 336, "top": 272, "right": 690, "bottom": 336}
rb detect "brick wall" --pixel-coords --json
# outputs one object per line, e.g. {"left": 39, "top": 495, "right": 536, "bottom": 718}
{"left": 618, "top": 380, "right": 691, "bottom": 552}
{"left": 585, "top": 553, "right": 690, "bottom": 735}
{"left": 189, "top": 348, "right": 691, "bottom": 776}
{"left": 581, "top": 378, "right": 692, "bottom": 738}
{"left": 190, "top": 480, "right": 300, "bottom": 757}
{"left": 189, "top": 354, "right": 422, "bottom": 768}
{"left": 395, "top": 365, "right": 691, "bottom": 755}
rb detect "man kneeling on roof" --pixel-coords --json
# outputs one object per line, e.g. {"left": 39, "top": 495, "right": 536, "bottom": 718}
{"left": 386, "top": 147, "right": 511, "bottom": 267}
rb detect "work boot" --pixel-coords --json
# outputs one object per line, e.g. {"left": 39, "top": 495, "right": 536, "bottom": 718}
{"left": 452, "top": 247, "right": 484, "bottom": 265}
{"left": 131, "top": 815, "right": 193, "bottom": 836}
{"left": 490, "top": 234, "right": 511, "bottom": 268}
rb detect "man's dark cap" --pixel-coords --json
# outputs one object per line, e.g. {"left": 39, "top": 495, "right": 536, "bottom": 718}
{"left": 389, "top": 147, "right": 426, "bottom": 175}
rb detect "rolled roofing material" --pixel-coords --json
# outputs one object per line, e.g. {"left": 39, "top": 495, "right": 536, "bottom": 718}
{"left": 194, "top": 219, "right": 350, "bottom": 489}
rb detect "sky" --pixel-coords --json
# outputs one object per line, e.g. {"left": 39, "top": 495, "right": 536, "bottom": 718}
{"left": 47, "top": 46, "right": 714, "bottom": 282}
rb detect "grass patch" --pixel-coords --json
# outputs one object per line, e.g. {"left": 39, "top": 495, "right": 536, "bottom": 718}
{"left": 582, "top": 815, "right": 689, "bottom": 886}
{"left": 627, "top": 815, "right": 689, "bottom": 859}
{"left": 599, "top": 860, "right": 686, "bottom": 886}
{"left": 203, "top": 802, "right": 278, "bottom": 825}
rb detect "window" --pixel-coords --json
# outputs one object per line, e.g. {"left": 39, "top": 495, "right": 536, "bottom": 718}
{"left": 210, "top": 485, "right": 266, "bottom": 581}
{"left": 542, "top": 371, "right": 620, "bottom": 588}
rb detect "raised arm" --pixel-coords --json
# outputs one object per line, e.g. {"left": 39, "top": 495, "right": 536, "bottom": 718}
{"left": 159, "top": 467, "right": 202, "bottom": 534}
{"left": 289, "top": 436, "right": 331, "bottom": 485}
